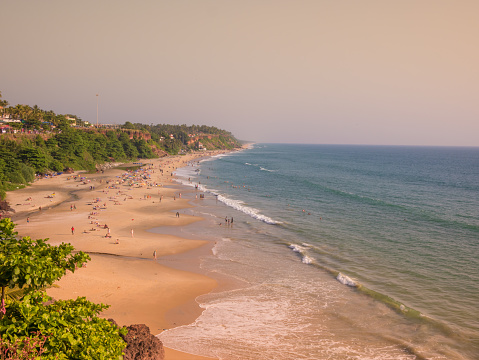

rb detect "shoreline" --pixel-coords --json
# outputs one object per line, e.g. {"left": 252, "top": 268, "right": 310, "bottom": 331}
{"left": 5, "top": 152, "right": 232, "bottom": 360}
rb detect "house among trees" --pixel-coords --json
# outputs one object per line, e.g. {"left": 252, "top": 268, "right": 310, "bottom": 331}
{"left": 65, "top": 115, "right": 77, "bottom": 126}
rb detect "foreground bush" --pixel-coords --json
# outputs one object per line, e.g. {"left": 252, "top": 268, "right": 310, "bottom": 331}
{"left": 1, "top": 292, "right": 126, "bottom": 359}
{"left": 0, "top": 218, "right": 127, "bottom": 359}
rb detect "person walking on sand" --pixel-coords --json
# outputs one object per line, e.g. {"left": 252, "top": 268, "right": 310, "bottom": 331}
{"left": 153, "top": 250, "right": 157, "bottom": 260}
{"left": 71, "top": 226, "right": 75, "bottom": 235}
{"left": 131, "top": 228, "right": 134, "bottom": 237}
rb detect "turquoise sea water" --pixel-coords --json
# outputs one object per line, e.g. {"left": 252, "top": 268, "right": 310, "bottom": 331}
{"left": 160, "top": 144, "right": 479, "bottom": 360}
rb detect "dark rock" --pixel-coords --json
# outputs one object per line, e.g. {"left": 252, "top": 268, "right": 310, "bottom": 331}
{"left": 0, "top": 200, "right": 14, "bottom": 213}
{"left": 109, "top": 320, "right": 165, "bottom": 360}
{"left": 95, "top": 162, "right": 122, "bottom": 172}
{"left": 63, "top": 167, "right": 74, "bottom": 174}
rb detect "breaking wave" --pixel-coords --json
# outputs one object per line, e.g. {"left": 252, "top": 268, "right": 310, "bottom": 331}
{"left": 288, "top": 244, "right": 314, "bottom": 265}
{"left": 216, "top": 194, "right": 280, "bottom": 225}
{"left": 260, "top": 167, "right": 277, "bottom": 172}
{"left": 336, "top": 273, "right": 358, "bottom": 287}
{"left": 174, "top": 178, "right": 281, "bottom": 225}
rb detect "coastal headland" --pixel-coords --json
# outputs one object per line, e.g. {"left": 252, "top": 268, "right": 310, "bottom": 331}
{"left": 6, "top": 152, "right": 226, "bottom": 360}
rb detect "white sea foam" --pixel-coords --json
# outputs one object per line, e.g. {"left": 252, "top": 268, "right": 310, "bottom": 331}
{"left": 289, "top": 244, "right": 313, "bottom": 265}
{"left": 242, "top": 162, "right": 277, "bottom": 172}
{"left": 336, "top": 273, "right": 358, "bottom": 287}
{"left": 199, "top": 152, "right": 233, "bottom": 163}
{"left": 289, "top": 244, "right": 305, "bottom": 253}
{"left": 216, "top": 194, "right": 280, "bottom": 225}
{"left": 260, "top": 167, "right": 277, "bottom": 172}
{"left": 174, "top": 177, "right": 209, "bottom": 193}
{"left": 211, "top": 243, "right": 219, "bottom": 256}
{"left": 174, "top": 167, "right": 199, "bottom": 179}
{"left": 174, "top": 178, "right": 197, "bottom": 188}
{"left": 302, "top": 256, "right": 313, "bottom": 264}
{"left": 174, "top": 177, "right": 281, "bottom": 225}
{"left": 197, "top": 211, "right": 218, "bottom": 219}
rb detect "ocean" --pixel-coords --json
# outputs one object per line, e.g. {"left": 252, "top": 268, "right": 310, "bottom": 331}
{"left": 159, "top": 144, "right": 479, "bottom": 360}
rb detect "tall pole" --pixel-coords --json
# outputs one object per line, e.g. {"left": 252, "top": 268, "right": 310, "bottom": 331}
{"left": 96, "top": 94, "right": 99, "bottom": 127}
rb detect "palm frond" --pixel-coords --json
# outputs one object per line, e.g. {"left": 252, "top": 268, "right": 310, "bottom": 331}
{"left": 5, "top": 286, "right": 26, "bottom": 301}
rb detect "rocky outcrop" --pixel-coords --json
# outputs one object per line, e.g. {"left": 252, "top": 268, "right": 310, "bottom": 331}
{"left": 150, "top": 145, "right": 168, "bottom": 158}
{"left": 0, "top": 199, "right": 14, "bottom": 213}
{"left": 95, "top": 162, "right": 123, "bottom": 172}
{"left": 111, "top": 321, "right": 165, "bottom": 360}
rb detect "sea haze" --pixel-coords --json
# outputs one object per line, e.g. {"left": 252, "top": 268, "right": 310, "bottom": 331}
{"left": 160, "top": 143, "right": 479, "bottom": 360}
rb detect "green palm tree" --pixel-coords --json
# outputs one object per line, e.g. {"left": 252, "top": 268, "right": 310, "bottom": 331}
{"left": 4, "top": 286, "right": 25, "bottom": 301}
{"left": 12, "top": 104, "right": 23, "bottom": 120}
{"left": 32, "top": 104, "right": 41, "bottom": 120}
{"left": 0, "top": 100, "right": 8, "bottom": 117}
{"left": 22, "top": 104, "right": 32, "bottom": 121}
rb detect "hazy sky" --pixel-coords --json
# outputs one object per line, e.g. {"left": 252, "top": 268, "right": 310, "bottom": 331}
{"left": 2, "top": 0, "right": 478, "bottom": 146}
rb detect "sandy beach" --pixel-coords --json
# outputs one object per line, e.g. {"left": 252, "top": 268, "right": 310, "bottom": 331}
{"left": 6, "top": 153, "right": 224, "bottom": 360}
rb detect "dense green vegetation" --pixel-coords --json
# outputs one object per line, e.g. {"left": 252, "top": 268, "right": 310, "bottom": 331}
{"left": 0, "top": 129, "right": 156, "bottom": 200}
{"left": 0, "top": 218, "right": 126, "bottom": 359}
{"left": 0, "top": 92, "right": 242, "bottom": 200}
{"left": 123, "top": 121, "right": 242, "bottom": 154}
